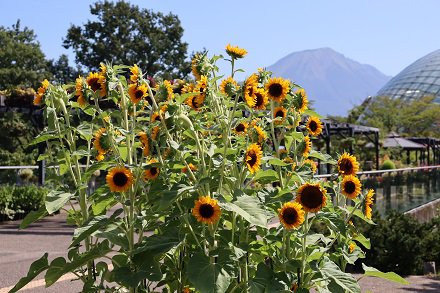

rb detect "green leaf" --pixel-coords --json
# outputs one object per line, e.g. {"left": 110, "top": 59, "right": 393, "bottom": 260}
{"left": 70, "top": 215, "right": 109, "bottom": 247}
{"left": 9, "top": 253, "right": 49, "bottom": 293}
{"left": 118, "top": 146, "right": 128, "bottom": 162}
{"left": 187, "top": 253, "right": 231, "bottom": 293}
{"left": 45, "top": 257, "right": 67, "bottom": 286}
{"left": 362, "top": 264, "right": 409, "bottom": 285}
{"left": 20, "top": 206, "right": 48, "bottom": 229}
{"left": 45, "top": 190, "right": 73, "bottom": 214}
{"left": 320, "top": 258, "right": 361, "bottom": 293}
{"left": 82, "top": 161, "right": 111, "bottom": 184}
{"left": 354, "top": 233, "right": 371, "bottom": 249}
{"left": 308, "top": 150, "right": 337, "bottom": 164}
{"left": 75, "top": 123, "right": 93, "bottom": 141}
{"left": 267, "top": 157, "right": 289, "bottom": 167}
{"left": 133, "top": 233, "right": 181, "bottom": 256}
{"left": 28, "top": 131, "right": 58, "bottom": 146}
{"left": 254, "top": 169, "right": 279, "bottom": 184}
{"left": 221, "top": 195, "right": 267, "bottom": 228}
{"left": 92, "top": 194, "right": 116, "bottom": 215}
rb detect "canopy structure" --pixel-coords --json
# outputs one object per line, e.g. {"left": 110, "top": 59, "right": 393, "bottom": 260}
{"left": 407, "top": 137, "right": 440, "bottom": 165}
{"left": 383, "top": 132, "right": 425, "bottom": 149}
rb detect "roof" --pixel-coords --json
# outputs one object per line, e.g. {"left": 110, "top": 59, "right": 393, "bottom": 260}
{"left": 383, "top": 136, "right": 425, "bottom": 149}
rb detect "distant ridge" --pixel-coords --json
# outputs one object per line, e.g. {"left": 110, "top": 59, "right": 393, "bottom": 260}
{"left": 267, "top": 48, "right": 391, "bottom": 116}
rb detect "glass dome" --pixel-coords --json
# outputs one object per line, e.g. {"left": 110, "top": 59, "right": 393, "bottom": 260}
{"left": 376, "top": 49, "right": 440, "bottom": 103}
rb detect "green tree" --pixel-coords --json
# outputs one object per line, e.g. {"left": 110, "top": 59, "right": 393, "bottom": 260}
{"left": 0, "top": 20, "right": 51, "bottom": 89}
{"left": 47, "top": 54, "right": 82, "bottom": 85}
{"left": 63, "top": 1, "right": 190, "bottom": 79}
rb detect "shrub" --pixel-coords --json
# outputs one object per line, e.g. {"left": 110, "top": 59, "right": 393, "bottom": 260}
{"left": 381, "top": 159, "right": 396, "bottom": 170}
{"left": 0, "top": 185, "right": 47, "bottom": 220}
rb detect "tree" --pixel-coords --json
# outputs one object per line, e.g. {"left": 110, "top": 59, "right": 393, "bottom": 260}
{"left": 63, "top": 1, "right": 190, "bottom": 79}
{"left": 0, "top": 20, "right": 51, "bottom": 89}
{"left": 47, "top": 54, "right": 82, "bottom": 85}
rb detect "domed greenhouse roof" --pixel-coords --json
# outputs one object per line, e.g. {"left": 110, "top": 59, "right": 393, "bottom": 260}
{"left": 376, "top": 49, "right": 440, "bottom": 103}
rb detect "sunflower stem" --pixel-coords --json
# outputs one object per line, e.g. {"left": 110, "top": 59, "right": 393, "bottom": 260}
{"left": 176, "top": 202, "right": 203, "bottom": 250}
{"left": 300, "top": 212, "right": 309, "bottom": 288}
{"left": 270, "top": 100, "right": 284, "bottom": 189}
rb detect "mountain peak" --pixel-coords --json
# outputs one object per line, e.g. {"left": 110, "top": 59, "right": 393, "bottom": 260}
{"left": 267, "top": 48, "right": 391, "bottom": 116}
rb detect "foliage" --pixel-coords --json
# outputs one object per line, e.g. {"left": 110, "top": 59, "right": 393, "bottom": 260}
{"left": 12, "top": 47, "right": 405, "bottom": 292}
{"left": 0, "top": 184, "right": 47, "bottom": 220}
{"left": 47, "top": 54, "right": 82, "bottom": 85}
{"left": 380, "top": 160, "right": 396, "bottom": 170}
{"left": 63, "top": 1, "right": 190, "bottom": 79}
{"left": 358, "top": 211, "right": 440, "bottom": 275}
{"left": 0, "top": 20, "right": 51, "bottom": 90}
{"left": 355, "top": 95, "right": 440, "bottom": 138}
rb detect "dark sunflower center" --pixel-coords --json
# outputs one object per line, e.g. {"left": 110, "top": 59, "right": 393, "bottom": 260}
{"left": 113, "top": 172, "right": 128, "bottom": 187}
{"left": 247, "top": 86, "right": 255, "bottom": 97}
{"left": 339, "top": 159, "right": 353, "bottom": 173}
{"left": 344, "top": 181, "right": 356, "bottom": 194}
{"left": 269, "top": 83, "right": 283, "bottom": 97}
{"left": 301, "top": 186, "right": 324, "bottom": 209}
{"left": 309, "top": 121, "right": 317, "bottom": 132}
{"left": 191, "top": 96, "right": 199, "bottom": 108}
{"left": 247, "top": 151, "right": 257, "bottom": 166}
{"left": 199, "top": 203, "right": 214, "bottom": 218}
{"left": 283, "top": 207, "right": 298, "bottom": 225}
{"left": 255, "top": 93, "right": 264, "bottom": 106}
{"left": 275, "top": 110, "right": 284, "bottom": 118}
{"left": 236, "top": 123, "right": 245, "bottom": 132}
{"left": 154, "top": 115, "right": 161, "bottom": 122}
{"left": 150, "top": 167, "right": 158, "bottom": 176}
{"left": 135, "top": 89, "right": 144, "bottom": 100}
{"left": 146, "top": 96, "right": 153, "bottom": 105}
{"left": 89, "top": 78, "right": 100, "bottom": 92}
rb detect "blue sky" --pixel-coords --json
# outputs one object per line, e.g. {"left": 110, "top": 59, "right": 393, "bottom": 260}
{"left": 1, "top": 0, "right": 440, "bottom": 77}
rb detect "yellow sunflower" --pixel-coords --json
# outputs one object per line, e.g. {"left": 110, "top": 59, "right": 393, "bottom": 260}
{"left": 302, "top": 159, "right": 317, "bottom": 174}
{"left": 225, "top": 44, "right": 248, "bottom": 59}
{"left": 186, "top": 94, "right": 205, "bottom": 110}
{"left": 341, "top": 175, "right": 362, "bottom": 199}
{"left": 306, "top": 116, "right": 323, "bottom": 136}
{"left": 151, "top": 126, "right": 160, "bottom": 141}
{"left": 253, "top": 125, "right": 267, "bottom": 144}
{"left": 220, "top": 77, "right": 239, "bottom": 96}
{"left": 137, "top": 131, "right": 150, "bottom": 157}
{"left": 155, "top": 80, "right": 174, "bottom": 101}
{"left": 349, "top": 242, "right": 356, "bottom": 254}
{"left": 337, "top": 153, "right": 359, "bottom": 176}
{"left": 278, "top": 202, "right": 305, "bottom": 229}
{"left": 245, "top": 143, "right": 263, "bottom": 174}
{"left": 93, "top": 128, "right": 111, "bottom": 154}
{"left": 144, "top": 159, "right": 160, "bottom": 180}
{"left": 195, "top": 75, "right": 208, "bottom": 98}
{"left": 302, "top": 136, "right": 312, "bottom": 158}
{"left": 296, "top": 182, "right": 327, "bottom": 213}
{"left": 192, "top": 196, "right": 222, "bottom": 224}
{"left": 295, "top": 88, "right": 308, "bottom": 113}
{"left": 182, "top": 163, "right": 197, "bottom": 173}
{"left": 33, "top": 79, "right": 49, "bottom": 106}
{"left": 97, "top": 74, "right": 107, "bottom": 97}
{"left": 86, "top": 72, "right": 101, "bottom": 93}
{"left": 191, "top": 54, "right": 202, "bottom": 80}
{"left": 244, "top": 74, "right": 258, "bottom": 107}
{"left": 151, "top": 111, "right": 161, "bottom": 123}
{"left": 75, "top": 76, "right": 87, "bottom": 107}
{"left": 182, "top": 82, "right": 195, "bottom": 94}
{"left": 253, "top": 88, "right": 268, "bottom": 110}
{"left": 265, "top": 77, "right": 289, "bottom": 103}
{"left": 128, "top": 83, "right": 148, "bottom": 104}
{"left": 273, "top": 106, "right": 287, "bottom": 124}
{"left": 130, "top": 64, "right": 140, "bottom": 83}
{"left": 234, "top": 121, "right": 248, "bottom": 135}
{"left": 106, "top": 166, "right": 133, "bottom": 193}
{"left": 96, "top": 153, "right": 105, "bottom": 161}
{"left": 365, "top": 189, "right": 374, "bottom": 220}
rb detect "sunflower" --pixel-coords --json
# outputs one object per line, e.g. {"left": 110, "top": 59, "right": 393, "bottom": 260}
{"left": 306, "top": 116, "right": 323, "bottom": 136}
{"left": 96, "top": 153, "right": 105, "bottom": 161}
{"left": 151, "top": 112, "right": 161, "bottom": 123}
{"left": 295, "top": 88, "right": 308, "bottom": 113}
{"left": 144, "top": 159, "right": 160, "bottom": 180}
{"left": 253, "top": 125, "right": 267, "bottom": 144}
{"left": 186, "top": 94, "right": 205, "bottom": 110}
{"left": 349, "top": 242, "right": 356, "bottom": 254}
{"left": 151, "top": 126, "right": 160, "bottom": 141}
{"left": 337, "top": 153, "right": 359, "bottom": 176}
{"left": 128, "top": 83, "right": 148, "bottom": 104}
{"left": 106, "top": 166, "right": 133, "bottom": 192}
{"left": 98, "top": 74, "right": 107, "bottom": 97}
{"left": 182, "top": 163, "right": 197, "bottom": 173}
{"left": 302, "top": 136, "right": 312, "bottom": 158}
{"left": 130, "top": 64, "right": 140, "bottom": 83}
{"left": 191, "top": 54, "right": 202, "bottom": 80}
{"left": 244, "top": 74, "right": 258, "bottom": 107}
{"left": 33, "top": 79, "right": 49, "bottom": 105}
{"left": 225, "top": 44, "right": 248, "bottom": 59}
{"left": 137, "top": 131, "right": 150, "bottom": 157}
{"left": 302, "top": 159, "right": 317, "bottom": 174}
{"left": 93, "top": 128, "right": 111, "bottom": 154}
{"left": 245, "top": 143, "right": 263, "bottom": 174}
{"left": 182, "top": 82, "right": 195, "bottom": 94}
{"left": 195, "top": 75, "right": 208, "bottom": 98}
{"left": 234, "top": 121, "right": 248, "bottom": 135}
{"left": 278, "top": 202, "right": 305, "bottom": 229}
{"left": 75, "top": 76, "right": 87, "bottom": 107}
{"left": 265, "top": 77, "right": 289, "bottom": 103}
{"left": 341, "top": 175, "right": 362, "bottom": 199}
{"left": 220, "top": 77, "right": 239, "bottom": 96}
{"left": 86, "top": 72, "right": 101, "bottom": 92}
{"left": 273, "top": 106, "right": 287, "bottom": 124}
{"left": 253, "top": 88, "right": 268, "bottom": 110}
{"left": 296, "top": 182, "right": 327, "bottom": 213}
{"left": 192, "top": 196, "right": 221, "bottom": 224}
{"left": 365, "top": 189, "right": 374, "bottom": 220}
{"left": 155, "top": 80, "right": 174, "bottom": 101}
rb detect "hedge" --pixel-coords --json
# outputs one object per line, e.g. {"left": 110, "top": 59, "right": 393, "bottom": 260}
{"left": 0, "top": 185, "right": 48, "bottom": 221}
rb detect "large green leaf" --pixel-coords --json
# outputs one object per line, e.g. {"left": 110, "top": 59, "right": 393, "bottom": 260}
{"left": 221, "top": 194, "right": 267, "bottom": 228}
{"left": 362, "top": 264, "right": 409, "bottom": 285}
{"left": 45, "top": 190, "right": 73, "bottom": 214}
{"left": 320, "top": 258, "right": 361, "bottom": 293}
{"left": 75, "top": 122, "right": 93, "bottom": 141}
{"left": 19, "top": 206, "right": 48, "bottom": 229}
{"left": 187, "top": 253, "right": 231, "bottom": 293}
{"left": 70, "top": 215, "right": 109, "bottom": 247}
{"left": 253, "top": 169, "right": 279, "bottom": 184}
{"left": 249, "top": 263, "right": 291, "bottom": 293}
{"left": 8, "top": 253, "right": 49, "bottom": 293}
{"left": 28, "top": 131, "right": 58, "bottom": 146}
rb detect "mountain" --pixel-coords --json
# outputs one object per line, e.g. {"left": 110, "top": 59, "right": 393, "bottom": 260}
{"left": 267, "top": 48, "right": 392, "bottom": 116}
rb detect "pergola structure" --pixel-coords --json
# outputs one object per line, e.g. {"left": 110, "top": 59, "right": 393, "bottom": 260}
{"left": 383, "top": 133, "right": 425, "bottom": 165}
{"left": 407, "top": 137, "right": 440, "bottom": 165}
{"left": 317, "top": 120, "right": 380, "bottom": 174}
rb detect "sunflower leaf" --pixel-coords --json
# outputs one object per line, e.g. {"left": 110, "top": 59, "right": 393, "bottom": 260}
{"left": 221, "top": 194, "right": 267, "bottom": 228}
{"left": 362, "top": 264, "right": 409, "bottom": 285}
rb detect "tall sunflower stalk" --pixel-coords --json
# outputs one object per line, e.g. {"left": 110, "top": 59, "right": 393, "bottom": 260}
{"left": 12, "top": 46, "right": 408, "bottom": 293}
